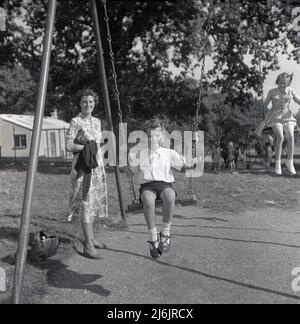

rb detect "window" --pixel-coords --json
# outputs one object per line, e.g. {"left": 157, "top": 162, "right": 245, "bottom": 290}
{"left": 14, "top": 135, "right": 27, "bottom": 149}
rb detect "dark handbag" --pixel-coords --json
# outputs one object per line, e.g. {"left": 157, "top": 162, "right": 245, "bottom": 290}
{"left": 28, "top": 231, "right": 59, "bottom": 262}
{"left": 74, "top": 129, "right": 88, "bottom": 145}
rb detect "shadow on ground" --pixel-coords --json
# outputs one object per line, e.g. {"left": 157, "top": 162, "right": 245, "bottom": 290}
{"left": 41, "top": 259, "right": 111, "bottom": 298}
{"left": 104, "top": 247, "right": 300, "bottom": 303}
{"left": 1, "top": 252, "right": 111, "bottom": 303}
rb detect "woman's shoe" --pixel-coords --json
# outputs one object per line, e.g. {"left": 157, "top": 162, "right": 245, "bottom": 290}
{"left": 148, "top": 239, "right": 162, "bottom": 259}
{"left": 159, "top": 233, "right": 171, "bottom": 254}
{"left": 93, "top": 240, "right": 107, "bottom": 250}
{"left": 286, "top": 160, "right": 296, "bottom": 175}
{"left": 274, "top": 161, "right": 282, "bottom": 176}
{"left": 83, "top": 247, "right": 102, "bottom": 260}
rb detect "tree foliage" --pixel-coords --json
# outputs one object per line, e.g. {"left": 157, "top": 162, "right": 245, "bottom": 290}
{"left": 1, "top": 0, "right": 300, "bottom": 144}
{"left": 192, "top": 0, "right": 298, "bottom": 106}
{"left": 0, "top": 64, "right": 36, "bottom": 113}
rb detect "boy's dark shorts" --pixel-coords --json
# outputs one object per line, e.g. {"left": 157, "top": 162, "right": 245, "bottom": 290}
{"left": 140, "top": 181, "right": 176, "bottom": 202}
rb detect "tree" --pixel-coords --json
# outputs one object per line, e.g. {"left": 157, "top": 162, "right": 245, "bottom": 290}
{"left": 7, "top": 0, "right": 203, "bottom": 121}
{"left": 0, "top": 0, "right": 25, "bottom": 67}
{"left": 2, "top": 0, "right": 299, "bottom": 128}
{"left": 0, "top": 64, "right": 36, "bottom": 114}
{"left": 191, "top": 0, "right": 292, "bottom": 107}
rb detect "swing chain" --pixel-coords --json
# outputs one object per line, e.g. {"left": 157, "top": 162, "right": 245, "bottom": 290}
{"left": 102, "top": 3, "right": 123, "bottom": 123}
{"left": 196, "top": 10, "right": 212, "bottom": 119}
{"left": 187, "top": 177, "right": 194, "bottom": 196}
{"left": 125, "top": 167, "right": 139, "bottom": 204}
{"left": 187, "top": 10, "right": 212, "bottom": 197}
{"left": 102, "top": 1, "right": 139, "bottom": 204}
{"left": 258, "top": 52, "right": 266, "bottom": 121}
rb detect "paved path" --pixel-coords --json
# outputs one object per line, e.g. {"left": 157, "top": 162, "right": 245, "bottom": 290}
{"left": 41, "top": 207, "right": 300, "bottom": 304}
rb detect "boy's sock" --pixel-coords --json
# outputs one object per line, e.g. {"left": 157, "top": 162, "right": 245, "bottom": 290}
{"left": 162, "top": 223, "right": 172, "bottom": 237}
{"left": 149, "top": 228, "right": 158, "bottom": 246}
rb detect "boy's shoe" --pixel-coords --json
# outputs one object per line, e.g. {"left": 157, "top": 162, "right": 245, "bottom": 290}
{"left": 159, "top": 233, "right": 171, "bottom": 254}
{"left": 148, "top": 239, "right": 162, "bottom": 259}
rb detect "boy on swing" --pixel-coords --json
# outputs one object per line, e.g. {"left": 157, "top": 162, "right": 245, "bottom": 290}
{"left": 129, "top": 120, "right": 198, "bottom": 259}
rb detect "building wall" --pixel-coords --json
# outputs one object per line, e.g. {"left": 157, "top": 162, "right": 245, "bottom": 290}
{"left": 0, "top": 119, "right": 69, "bottom": 158}
{"left": 0, "top": 119, "right": 32, "bottom": 158}
{"left": 42, "top": 128, "right": 68, "bottom": 158}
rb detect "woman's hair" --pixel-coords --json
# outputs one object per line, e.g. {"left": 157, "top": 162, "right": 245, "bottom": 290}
{"left": 77, "top": 89, "right": 99, "bottom": 106}
{"left": 276, "top": 73, "right": 294, "bottom": 86}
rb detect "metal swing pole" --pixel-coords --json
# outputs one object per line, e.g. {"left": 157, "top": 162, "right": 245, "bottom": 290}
{"left": 12, "top": 0, "right": 57, "bottom": 304}
{"left": 90, "top": 0, "right": 127, "bottom": 226}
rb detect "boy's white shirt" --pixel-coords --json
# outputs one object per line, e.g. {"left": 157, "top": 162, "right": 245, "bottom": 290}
{"left": 129, "top": 147, "right": 186, "bottom": 185}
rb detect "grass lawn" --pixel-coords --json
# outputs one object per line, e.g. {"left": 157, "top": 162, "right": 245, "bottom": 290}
{"left": 1, "top": 160, "right": 300, "bottom": 303}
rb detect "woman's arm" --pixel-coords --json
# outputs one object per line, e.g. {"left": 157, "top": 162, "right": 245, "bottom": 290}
{"left": 65, "top": 118, "right": 85, "bottom": 153}
{"left": 291, "top": 89, "right": 300, "bottom": 105}
{"left": 264, "top": 90, "right": 272, "bottom": 109}
{"left": 66, "top": 139, "right": 84, "bottom": 153}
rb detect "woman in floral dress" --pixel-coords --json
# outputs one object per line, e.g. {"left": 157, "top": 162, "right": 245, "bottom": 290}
{"left": 66, "top": 89, "right": 108, "bottom": 259}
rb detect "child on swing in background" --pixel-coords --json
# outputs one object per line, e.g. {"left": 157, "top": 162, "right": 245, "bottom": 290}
{"left": 129, "top": 120, "right": 198, "bottom": 259}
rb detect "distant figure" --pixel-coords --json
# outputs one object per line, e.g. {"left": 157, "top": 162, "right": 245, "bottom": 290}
{"left": 227, "top": 142, "right": 236, "bottom": 172}
{"left": 221, "top": 143, "right": 229, "bottom": 169}
{"left": 237, "top": 145, "right": 247, "bottom": 169}
{"left": 234, "top": 143, "right": 240, "bottom": 166}
{"left": 264, "top": 135, "right": 274, "bottom": 173}
{"left": 212, "top": 144, "right": 223, "bottom": 171}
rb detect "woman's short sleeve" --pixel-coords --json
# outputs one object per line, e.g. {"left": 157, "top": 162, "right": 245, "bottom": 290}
{"left": 66, "top": 118, "right": 81, "bottom": 141}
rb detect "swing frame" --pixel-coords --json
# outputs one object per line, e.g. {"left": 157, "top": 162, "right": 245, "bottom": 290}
{"left": 99, "top": 2, "right": 203, "bottom": 213}
{"left": 12, "top": 0, "right": 127, "bottom": 304}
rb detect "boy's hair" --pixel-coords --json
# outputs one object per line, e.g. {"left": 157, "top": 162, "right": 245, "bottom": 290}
{"left": 276, "top": 73, "right": 294, "bottom": 86}
{"left": 143, "top": 119, "right": 165, "bottom": 132}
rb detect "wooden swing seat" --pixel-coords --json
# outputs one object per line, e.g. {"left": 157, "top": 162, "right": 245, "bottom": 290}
{"left": 262, "top": 126, "right": 273, "bottom": 135}
{"left": 262, "top": 126, "right": 300, "bottom": 135}
{"left": 127, "top": 194, "right": 198, "bottom": 213}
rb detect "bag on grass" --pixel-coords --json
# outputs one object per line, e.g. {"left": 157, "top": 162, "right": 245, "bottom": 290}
{"left": 28, "top": 231, "right": 59, "bottom": 262}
